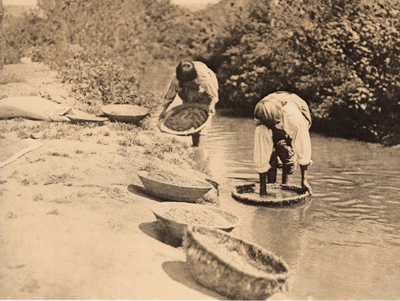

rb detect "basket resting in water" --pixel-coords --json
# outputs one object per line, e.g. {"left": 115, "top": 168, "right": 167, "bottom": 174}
{"left": 232, "top": 183, "right": 310, "bottom": 206}
{"left": 183, "top": 226, "right": 290, "bottom": 300}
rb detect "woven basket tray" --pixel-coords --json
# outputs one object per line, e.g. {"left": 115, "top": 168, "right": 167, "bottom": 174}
{"left": 138, "top": 171, "right": 212, "bottom": 202}
{"left": 183, "top": 226, "right": 290, "bottom": 300}
{"left": 152, "top": 202, "right": 240, "bottom": 243}
{"left": 66, "top": 114, "right": 108, "bottom": 123}
{"left": 158, "top": 103, "right": 212, "bottom": 136}
{"left": 232, "top": 183, "right": 310, "bottom": 206}
{"left": 101, "top": 104, "right": 149, "bottom": 123}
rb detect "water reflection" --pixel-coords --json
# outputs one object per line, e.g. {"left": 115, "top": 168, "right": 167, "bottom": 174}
{"left": 252, "top": 200, "right": 312, "bottom": 270}
{"left": 198, "top": 114, "right": 400, "bottom": 299}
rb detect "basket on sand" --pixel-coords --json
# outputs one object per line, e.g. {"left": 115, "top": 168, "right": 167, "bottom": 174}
{"left": 152, "top": 202, "right": 240, "bottom": 243}
{"left": 137, "top": 170, "right": 212, "bottom": 202}
{"left": 158, "top": 103, "right": 212, "bottom": 136}
{"left": 183, "top": 226, "right": 290, "bottom": 300}
{"left": 232, "top": 183, "right": 310, "bottom": 206}
{"left": 101, "top": 104, "right": 149, "bottom": 123}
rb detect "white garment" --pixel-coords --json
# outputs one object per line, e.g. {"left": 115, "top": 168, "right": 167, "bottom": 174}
{"left": 164, "top": 61, "right": 219, "bottom": 105}
{"left": 193, "top": 61, "right": 219, "bottom": 103}
{"left": 254, "top": 102, "right": 312, "bottom": 173}
{"left": 260, "top": 91, "right": 312, "bottom": 127}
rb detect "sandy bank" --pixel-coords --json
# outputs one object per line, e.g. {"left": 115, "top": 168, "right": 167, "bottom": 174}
{"left": 0, "top": 62, "right": 225, "bottom": 299}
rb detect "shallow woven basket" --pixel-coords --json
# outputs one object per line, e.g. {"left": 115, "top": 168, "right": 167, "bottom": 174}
{"left": 137, "top": 171, "right": 212, "bottom": 202}
{"left": 101, "top": 104, "right": 149, "bottom": 123}
{"left": 66, "top": 114, "right": 108, "bottom": 123}
{"left": 183, "top": 226, "right": 290, "bottom": 300}
{"left": 158, "top": 103, "right": 212, "bottom": 136}
{"left": 232, "top": 183, "right": 310, "bottom": 206}
{"left": 152, "top": 202, "right": 240, "bottom": 243}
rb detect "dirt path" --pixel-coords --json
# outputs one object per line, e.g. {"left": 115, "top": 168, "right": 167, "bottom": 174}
{"left": 0, "top": 62, "right": 223, "bottom": 299}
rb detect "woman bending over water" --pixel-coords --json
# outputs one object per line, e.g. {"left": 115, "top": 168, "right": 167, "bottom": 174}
{"left": 254, "top": 91, "right": 313, "bottom": 196}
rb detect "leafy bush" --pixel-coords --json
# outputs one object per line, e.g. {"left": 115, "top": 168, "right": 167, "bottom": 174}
{"left": 3, "top": 0, "right": 400, "bottom": 144}
{"left": 58, "top": 55, "right": 143, "bottom": 112}
{"left": 210, "top": 0, "right": 400, "bottom": 144}
{"left": 2, "top": 0, "right": 226, "bottom": 114}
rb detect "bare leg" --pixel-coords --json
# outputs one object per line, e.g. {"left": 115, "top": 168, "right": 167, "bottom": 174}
{"left": 192, "top": 133, "right": 200, "bottom": 147}
{"left": 282, "top": 169, "right": 291, "bottom": 184}
{"left": 282, "top": 172, "right": 291, "bottom": 184}
{"left": 260, "top": 168, "right": 277, "bottom": 196}
{"left": 267, "top": 167, "right": 277, "bottom": 183}
{"left": 259, "top": 172, "right": 267, "bottom": 196}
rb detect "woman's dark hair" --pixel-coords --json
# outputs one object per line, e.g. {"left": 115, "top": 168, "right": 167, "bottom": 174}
{"left": 176, "top": 60, "right": 197, "bottom": 83}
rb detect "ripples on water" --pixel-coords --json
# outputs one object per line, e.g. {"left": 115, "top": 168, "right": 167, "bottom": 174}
{"left": 199, "top": 115, "right": 400, "bottom": 300}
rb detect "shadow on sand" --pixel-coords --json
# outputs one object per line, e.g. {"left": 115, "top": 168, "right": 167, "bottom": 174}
{"left": 127, "top": 184, "right": 158, "bottom": 200}
{"left": 139, "top": 221, "right": 182, "bottom": 248}
{"left": 139, "top": 221, "right": 227, "bottom": 299}
{"left": 162, "top": 260, "right": 227, "bottom": 300}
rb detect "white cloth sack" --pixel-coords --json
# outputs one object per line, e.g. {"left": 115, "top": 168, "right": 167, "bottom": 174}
{"left": 0, "top": 96, "right": 71, "bottom": 121}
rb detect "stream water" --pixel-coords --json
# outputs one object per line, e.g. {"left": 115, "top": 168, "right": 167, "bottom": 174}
{"left": 197, "top": 114, "right": 400, "bottom": 300}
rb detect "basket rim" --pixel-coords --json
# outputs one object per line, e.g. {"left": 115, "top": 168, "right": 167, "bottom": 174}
{"left": 185, "top": 225, "right": 291, "bottom": 280}
{"left": 232, "top": 183, "right": 310, "bottom": 206}
{"left": 66, "top": 114, "right": 108, "bottom": 123}
{"left": 151, "top": 202, "right": 241, "bottom": 230}
{"left": 138, "top": 170, "right": 213, "bottom": 190}
{"left": 101, "top": 104, "right": 150, "bottom": 118}
{"left": 158, "top": 103, "right": 212, "bottom": 136}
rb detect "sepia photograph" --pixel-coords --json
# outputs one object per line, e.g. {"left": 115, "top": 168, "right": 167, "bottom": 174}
{"left": 0, "top": 0, "right": 399, "bottom": 299}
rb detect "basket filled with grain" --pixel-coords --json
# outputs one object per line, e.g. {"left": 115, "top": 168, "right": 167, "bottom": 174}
{"left": 183, "top": 226, "right": 290, "bottom": 300}
{"left": 152, "top": 202, "right": 240, "bottom": 243}
{"left": 232, "top": 183, "right": 310, "bottom": 206}
{"left": 137, "top": 170, "right": 213, "bottom": 202}
{"left": 158, "top": 103, "right": 211, "bottom": 136}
